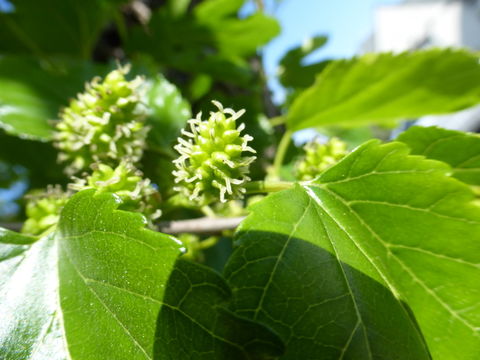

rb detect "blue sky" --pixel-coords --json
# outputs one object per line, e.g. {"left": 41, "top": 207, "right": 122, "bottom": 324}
{"left": 243, "top": 0, "right": 402, "bottom": 102}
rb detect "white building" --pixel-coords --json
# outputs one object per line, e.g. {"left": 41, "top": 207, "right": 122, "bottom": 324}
{"left": 363, "top": 0, "right": 480, "bottom": 132}
{"left": 367, "top": 0, "right": 480, "bottom": 52}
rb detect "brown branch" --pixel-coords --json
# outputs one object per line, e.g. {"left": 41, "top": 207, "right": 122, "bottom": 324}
{"left": 1, "top": 216, "right": 245, "bottom": 235}
{"left": 158, "top": 216, "right": 245, "bottom": 235}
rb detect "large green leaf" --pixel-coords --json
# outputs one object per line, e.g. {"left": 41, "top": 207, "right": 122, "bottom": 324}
{"left": 0, "top": 190, "right": 183, "bottom": 359}
{"left": 224, "top": 140, "right": 480, "bottom": 359}
{"left": 0, "top": 190, "right": 284, "bottom": 359}
{"left": 398, "top": 126, "right": 480, "bottom": 186}
{"left": 0, "top": 57, "right": 108, "bottom": 141}
{"left": 156, "top": 259, "right": 284, "bottom": 359}
{"left": 0, "top": 230, "right": 69, "bottom": 359}
{"left": 287, "top": 49, "right": 480, "bottom": 131}
{"left": 0, "top": 0, "right": 125, "bottom": 58}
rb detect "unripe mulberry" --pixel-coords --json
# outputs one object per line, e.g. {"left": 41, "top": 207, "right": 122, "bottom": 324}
{"left": 54, "top": 65, "right": 149, "bottom": 175}
{"left": 295, "top": 137, "right": 347, "bottom": 181}
{"left": 69, "top": 161, "right": 161, "bottom": 227}
{"left": 173, "top": 101, "right": 256, "bottom": 206}
{"left": 22, "top": 185, "right": 70, "bottom": 236}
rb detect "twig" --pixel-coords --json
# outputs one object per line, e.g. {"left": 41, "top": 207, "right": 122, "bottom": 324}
{"left": 158, "top": 216, "right": 245, "bottom": 235}
{"left": 1, "top": 217, "right": 246, "bottom": 235}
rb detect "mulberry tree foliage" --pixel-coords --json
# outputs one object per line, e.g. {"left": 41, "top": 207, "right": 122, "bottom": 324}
{"left": 173, "top": 101, "right": 256, "bottom": 206}
{"left": 54, "top": 65, "right": 149, "bottom": 175}
{"left": 1, "top": 0, "right": 480, "bottom": 358}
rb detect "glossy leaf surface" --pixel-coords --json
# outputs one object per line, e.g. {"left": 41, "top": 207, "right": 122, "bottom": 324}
{"left": 0, "top": 57, "right": 107, "bottom": 141}
{"left": 225, "top": 140, "right": 480, "bottom": 359}
{"left": 0, "top": 190, "right": 183, "bottom": 359}
{"left": 398, "top": 126, "right": 480, "bottom": 186}
{"left": 287, "top": 50, "right": 480, "bottom": 131}
{"left": 0, "top": 191, "right": 284, "bottom": 359}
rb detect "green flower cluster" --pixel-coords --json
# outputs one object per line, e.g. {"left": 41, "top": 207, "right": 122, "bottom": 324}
{"left": 69, "top": 161, "right": 161, "bottom": 228}
{"left": 22, "top": 185, "right": 70, "bottom": 236}
{"left": 173, "top": 101, "right": 256, "bottom": 206}
{"left": 22, "top": 66, "right": 163, "bottom": 233}
{"left": 54, "top": 65, "right": 149, "bottom": 175}
{"left": 295, "top": 137, "right": 347, "bottom": 181}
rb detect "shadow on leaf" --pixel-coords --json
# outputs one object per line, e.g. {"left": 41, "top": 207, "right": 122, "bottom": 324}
{"left": 223, "top": 231, "right": 432, "bottom": 360}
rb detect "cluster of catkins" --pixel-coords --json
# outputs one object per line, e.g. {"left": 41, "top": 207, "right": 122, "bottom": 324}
{"left": 23, "top": 66, "right": 258, "bottom": 235}
{"left": 23, "top": 66, "right": 159, "bottom": 235}
{"left": 22, "top": 64, "right": 346, "bottom": 237}
{"left": 295, "top": 137, "right": 347, "bottom": 181}
{"left": 172, "top": 101, "right": 256, "bottom": 206}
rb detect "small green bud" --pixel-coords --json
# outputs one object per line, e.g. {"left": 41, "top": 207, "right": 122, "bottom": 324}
{"left": 173, "top": 101, "right": 256, "bottom": 206}
{"left": 295, "top": 137, "right": 347, "bottom": 181}
{"left": 69, "top": 161, "right": 161, "bottom": 227}
{"left": 54, "top": 65, "right": 149, "bottom": 175}
{"left": 179, "top": 234, "right": 218, "bottom": 263}
{"left": 22, "top": 185, "right": 70, "bottom": 236}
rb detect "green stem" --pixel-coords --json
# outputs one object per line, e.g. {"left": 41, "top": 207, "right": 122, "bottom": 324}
{"left": 271, "top": 130, "right": 292, "bottom": 180}
{"left": 245, "top": 180, "right": 293, "bottom": 194}
{"left": 201, "top": 205, "right": 216, "bottom": 218}
{"left": 269, "top": 116, "right": 285, "bottom": 126}
{"left": 199, "top": 236, "right": 219, "bottom": 250}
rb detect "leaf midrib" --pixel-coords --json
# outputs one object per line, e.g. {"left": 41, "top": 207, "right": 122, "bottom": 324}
{"left": 309, "top": 189, "right": 373, "bottom": 359}
{"left": 60, "top": 244, "right": 153, "bottom": 360}
{"left": 314, "top": 184, "right": 479, "bottom": 336}
{"left": 302, "top": 184, "right": 432, "bottom": 356}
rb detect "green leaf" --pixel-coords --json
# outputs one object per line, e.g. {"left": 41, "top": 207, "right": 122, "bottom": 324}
{"left": 225, "top": 140, "right": 480, "bottom": 359}
{"left": 0, "top": 56, "right": 108, "bottom": 141}
{"left": 287, "top": 49, "right": 480, "bottom": 131}
{"left": 280, "top": 36, "right": 328, "bottom": 68}
{"left": 398, "top": 126, "right": 480, "bottom": 186}
{"left": 127, "top": 1, "right": 279, "bottom": 85}
{"left": 126, "top": 11, "right": 253, "bottom": 86}
{"left": 156, "top": 259, "right": 284, "bottom": 359}
{"left": 209, "top": 13, "right": 281, "bottom": 58}
{"left": 1, "top": 190, "right": 283, "bottom": 359}
{"left": 278, "top": 35, "right": 331, "bottom": 89}
{"left": 194, "top": 0, "right": 245, "bottom": 22}
{"left": 0, "top": 0, "right": 125, "bottom": 58}
{"left": 145, "top": 75, "right": 192, "bottom": 149}
{"left": 0, "top": 190, "right": 183, "bottom": 359}
{"left": 0, "top": 230, "right": 69, "bottom": 359}
{"left": 166, "top": 0, "right": 192, "bottom": 18}
{"left": 195, "top": 0, "right": 280, "bottom": 58}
